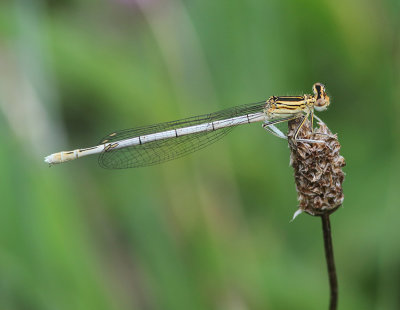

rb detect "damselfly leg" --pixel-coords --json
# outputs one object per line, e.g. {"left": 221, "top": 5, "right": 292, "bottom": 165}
{"left": 262, "top": 111, "right": 325, "bottom": 144}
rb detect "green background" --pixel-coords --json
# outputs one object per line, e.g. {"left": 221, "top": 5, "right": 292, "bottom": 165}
{"left": 0, "top": 0, "right": 399, "bottom": 309}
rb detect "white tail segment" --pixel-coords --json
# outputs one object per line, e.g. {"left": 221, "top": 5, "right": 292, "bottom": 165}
{"left": 44, "top": 145, "right": 104, "bottom": 165}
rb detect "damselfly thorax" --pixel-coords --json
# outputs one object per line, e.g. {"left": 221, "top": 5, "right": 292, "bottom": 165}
{"left": 262, "top": 83, "right": 330, "bottom": 140}
{"left": 45, "top": 83, "right": 331, "bottom": 169}
{"left": 266, "top": 95, "right": 310, "bottom": 118}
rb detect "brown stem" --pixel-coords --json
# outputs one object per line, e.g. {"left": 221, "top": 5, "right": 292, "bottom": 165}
{"left": 321, "top": 214, "right": 338, "bottom": 310}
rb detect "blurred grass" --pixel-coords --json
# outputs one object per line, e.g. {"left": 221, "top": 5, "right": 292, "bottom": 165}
{"left": 0, "top": 0, "right": 399, "bottom": 309}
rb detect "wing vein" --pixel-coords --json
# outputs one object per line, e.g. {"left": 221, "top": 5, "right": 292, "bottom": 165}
{"left": 98, "top": 101, "right": 266, "bottom": 169}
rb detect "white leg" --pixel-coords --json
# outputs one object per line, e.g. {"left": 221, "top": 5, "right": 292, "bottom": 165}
{"left": 312, "top": 114, "right": 335, "bottom": 139}
{"left": 262, "top": 115, "right": 327, "bottom": 144}
{"left": 262, "top": 123, "right": 288, "bottom": 139}
{"left": 314, "top": 114, "right": 324, "bottom": 124}
{"left": 296, "top": 138, "right": 326, "bottom": 144}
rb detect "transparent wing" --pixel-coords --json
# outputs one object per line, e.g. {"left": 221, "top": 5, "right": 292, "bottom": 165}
{"left": 98, "top": 101, "right": 266, "bottom": 169}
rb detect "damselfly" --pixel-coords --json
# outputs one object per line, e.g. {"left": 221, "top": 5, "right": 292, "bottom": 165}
{"left": 45, "top": 83, "right": 330, "bottom": 169}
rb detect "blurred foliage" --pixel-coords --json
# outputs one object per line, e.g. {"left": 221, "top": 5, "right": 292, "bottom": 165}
{"left": 0, "top": 0, "right": 399, "bottom": 309}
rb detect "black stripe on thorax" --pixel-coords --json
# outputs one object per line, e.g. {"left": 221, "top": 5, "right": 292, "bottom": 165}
{"left": 275, "top": 96, "right": 305, "bottom": 102}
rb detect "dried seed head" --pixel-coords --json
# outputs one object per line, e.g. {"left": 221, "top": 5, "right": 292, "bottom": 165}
{"left": 288, "top": 118, "right": 345, "bottom": 216}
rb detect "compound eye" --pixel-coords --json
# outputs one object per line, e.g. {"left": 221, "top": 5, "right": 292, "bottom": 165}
{"left": 312, "top": 83, "right": 329, "bottom": 111}
{"left": 313, "top": 83, "right": 326, "bottom": 99}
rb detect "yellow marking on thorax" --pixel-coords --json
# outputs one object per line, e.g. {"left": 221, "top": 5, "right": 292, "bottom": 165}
{"left": 265, "top": 95, "right": 310, "bottom": 118}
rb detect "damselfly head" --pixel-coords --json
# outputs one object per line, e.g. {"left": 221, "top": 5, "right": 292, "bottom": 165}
{"left": 312, "top": 82, "right": 330, "bottom": 111}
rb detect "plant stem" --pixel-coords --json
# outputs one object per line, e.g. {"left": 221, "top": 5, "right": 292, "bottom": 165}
{"left": 321, "top": 214, "right": 338, "bottom": 310}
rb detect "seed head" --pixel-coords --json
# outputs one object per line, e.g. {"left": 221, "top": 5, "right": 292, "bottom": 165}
{"left": 288, "top": 118, "right": 345, "bottom": 216}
